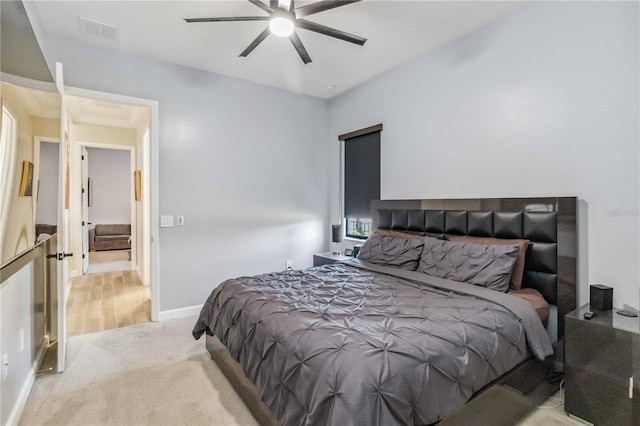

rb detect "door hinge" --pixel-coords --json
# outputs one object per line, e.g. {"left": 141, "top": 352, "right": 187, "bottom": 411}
{"left": 82, "top": 221, "right": 85, "bottom": 226}
{"left": 82, "top": 254, "right": 85, "bottom": 259}
{"left": 81, "top": 155, "right": 85, "bottom": 160}
{"left": 82, "top": 187, "right": 85, "bottom": 194}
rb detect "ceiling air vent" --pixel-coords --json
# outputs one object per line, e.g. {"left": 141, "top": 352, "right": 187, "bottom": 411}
{"left": 78, "top": 17, "right": 119, "bottom": 40}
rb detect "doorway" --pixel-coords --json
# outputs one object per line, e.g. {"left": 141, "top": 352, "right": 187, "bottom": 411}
{"left": 81, "top": 145, "right": 134, "bottom": 275}
{"left": 64, "top": 93, "right": 154, "bottom": 335}
{"left": 34, "top": 137, "right": 60, "bottom": 240}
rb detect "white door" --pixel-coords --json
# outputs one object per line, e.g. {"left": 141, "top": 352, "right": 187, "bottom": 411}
{"left": 55, "top": 63, "right": 69, "bottom": 372}
{"left": 81, "top": 146, "right": 90, "bottom": 274}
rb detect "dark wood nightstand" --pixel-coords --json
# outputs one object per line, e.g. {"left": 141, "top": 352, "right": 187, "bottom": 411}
{"left": 565, "top": 304, "right": 640, "bottom": 425}
{"left": 313, "top": 252, "right": 352, "bottom": 267}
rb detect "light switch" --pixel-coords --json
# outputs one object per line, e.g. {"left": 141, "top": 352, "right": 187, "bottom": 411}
{"left": 160, "top": 215, "right": 174, "bottom": 228}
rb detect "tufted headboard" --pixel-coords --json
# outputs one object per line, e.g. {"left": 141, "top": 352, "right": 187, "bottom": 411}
{"left": 371, "top": 197, "right": 577, "bottom": 337}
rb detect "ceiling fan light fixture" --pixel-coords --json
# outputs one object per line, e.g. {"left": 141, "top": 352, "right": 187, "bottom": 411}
{"left": 269, "top": 16, "right": 294, "bottom": 37}
{"left": 184, "top": 0, "right": 367, "bottom": 64}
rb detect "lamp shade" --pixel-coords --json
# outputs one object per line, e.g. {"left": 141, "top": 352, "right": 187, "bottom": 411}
{"left": 331, "top": 224, "right": 344, "bottom": 243}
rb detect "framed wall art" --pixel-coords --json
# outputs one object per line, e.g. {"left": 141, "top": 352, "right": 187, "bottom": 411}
{"left": 18, "top": 161, "right": 34, "bottom": 197}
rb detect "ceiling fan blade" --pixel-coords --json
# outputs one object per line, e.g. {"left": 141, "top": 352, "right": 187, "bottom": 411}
{"left": 239, "top": 27, "right": 271, "bottom": 57}
{"left": 289, "top": 32, "right": 312, "bottom": 64}
{"left": 296, "top": 19, "right": 366, "bottom": 45}
{"left": 278, "top": 0, "right": 294, "bottom": 12}
{"left": 295, "top": 0, "right": 360, "bottom": 18}
{"left": 249, "top": 0, "right": 274, "bottom": 14}
{"left": 185, "top": 16, "right": 270, "bottom": 23}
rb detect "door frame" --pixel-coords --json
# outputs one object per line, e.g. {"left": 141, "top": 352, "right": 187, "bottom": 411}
{"left": 55, "top": 62, "right": 68, "bottom": 372}
{"left": 65, "top": 86, "right": 160, "bottom": 321}
{"left": 77, "top": 142, "right": 136, "bottom": 274}
{"left": 81, "top": 146, "right": 89, "bottom": 274}
{"left": 33, "top": 136, "right": 60, "bottom": 229}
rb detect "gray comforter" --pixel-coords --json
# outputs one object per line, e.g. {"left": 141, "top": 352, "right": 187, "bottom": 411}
{"left": 193, "top": 259, "right": 552, "bottom": 426}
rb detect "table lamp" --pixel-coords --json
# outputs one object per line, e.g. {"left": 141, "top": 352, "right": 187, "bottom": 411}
{"left": 332, "top": 224, "right": 343, "bottom": 255}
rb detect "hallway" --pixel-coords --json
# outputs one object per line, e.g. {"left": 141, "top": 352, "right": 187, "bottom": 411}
{"left": 67, "top": 270, "right": 150, "bottom": 336}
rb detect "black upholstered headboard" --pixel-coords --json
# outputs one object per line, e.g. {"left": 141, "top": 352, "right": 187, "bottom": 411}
{"left": 371, "top": 197, "right": 577, "bottom": 337}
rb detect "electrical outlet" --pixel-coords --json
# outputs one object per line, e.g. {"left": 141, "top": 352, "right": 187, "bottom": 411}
{"left": 177, "top": 215, "right": 185, "bottom": 226}
{"left": 18, "top": 328, "right": 24, "bottom": 352}
{"left": 2, "top": 354, "right": 8, "bottom": 381}
{"left": 285, "top": 260, "right": 293, "bottom": 270}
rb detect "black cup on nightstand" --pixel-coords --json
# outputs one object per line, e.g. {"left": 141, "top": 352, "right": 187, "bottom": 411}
{"left": 590, "top": 284, "right": 613, "bottom": 311}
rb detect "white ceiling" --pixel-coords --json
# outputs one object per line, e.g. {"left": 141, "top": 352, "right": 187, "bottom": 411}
{"left": 2, "top": 81, "right": 149, "bottom": 129}
{"left": 30, "top": 1, "right": 526, "bottom": 99}
{"left": 2, "top": 81, "right": 60, "bottom": 118}
{"left": 67, "top": 95, "right": 150, "bottom": 129}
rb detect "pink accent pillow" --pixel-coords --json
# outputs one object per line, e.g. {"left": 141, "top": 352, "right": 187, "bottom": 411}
{"left": 448, "top": 236, "right": 529, "bottom": 290}
{"left": 509, "top": 288, "right": 549, "bottom": 326}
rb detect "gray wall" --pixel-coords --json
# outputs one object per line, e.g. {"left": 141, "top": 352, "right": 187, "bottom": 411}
{"left": 41, "top": 39, "right": 329, "bottom": 311}
{"left": 0, "top": 263, "right": 34, "bottom": 425}
{"left": 328, "top": 1, "right": 639, "bottom": 309}
{"left": 87, "top": 147, "right": 131, "bottom": 225}
{"left": 35, "top": 141, "right": 59, "bottom": 226}
{"left": 0, "top": 0, "right": 53, "bottom": 82}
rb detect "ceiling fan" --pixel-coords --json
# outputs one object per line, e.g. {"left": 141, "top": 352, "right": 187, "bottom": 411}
{"left": 184, "top": 0, "right": 367, "bottom": 64}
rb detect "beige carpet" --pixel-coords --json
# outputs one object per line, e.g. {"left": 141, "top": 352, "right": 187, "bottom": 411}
{"left": 20, "top": 316, "right": 587, "bottom": 426}
{"left": 516, "top": 390, "right": 588, "bottom": 426}
{"left": 89, "top": 250, "right": 131, "bottom": 263}
{"left": 20, "top": 316, "right": 258, "bottom": 426}
{"left": 87, "top": 250, "right": 132, "bottom": 274}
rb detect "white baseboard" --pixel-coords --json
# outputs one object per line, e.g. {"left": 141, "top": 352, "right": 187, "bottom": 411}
{"left": 6, "top": 367, "right": 35, "bottom": 426}
{"left": 70, "top": 269, "right": 80, "bottom": 278}
{"left": 158, "top": 304, "right": 202, "bottom": 321}
{"left": 5, "top": 335, "right": 49, "bottom": 425}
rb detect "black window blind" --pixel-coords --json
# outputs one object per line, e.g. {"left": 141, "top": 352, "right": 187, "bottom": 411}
{"left": 344, "top": 131, "right": 380, "bottom": 219}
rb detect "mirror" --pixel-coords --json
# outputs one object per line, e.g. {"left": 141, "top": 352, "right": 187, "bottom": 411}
{"left": 1, "top": 0, "right": 61, "bottom": 266}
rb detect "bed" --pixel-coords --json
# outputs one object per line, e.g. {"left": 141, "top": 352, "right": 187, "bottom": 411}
{"left": 193, "top": 197, "right": 577, "bottom": 426}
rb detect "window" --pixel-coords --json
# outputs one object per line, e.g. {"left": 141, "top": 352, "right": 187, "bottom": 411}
{"left": 341, "top": 125, "right": 381, "bottom": 240}
{"left": 0, "top": 106, "right": 18, "bottom": 238}
{"left": 345, "top": 217, "right": 372, "bottom": 239}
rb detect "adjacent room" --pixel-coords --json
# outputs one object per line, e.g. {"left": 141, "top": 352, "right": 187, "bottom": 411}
{"left": 85, "top": 146, "right": 132, "bottom": 274}
{"left": 1, "top": 1, "right": 638, "bottom": 425}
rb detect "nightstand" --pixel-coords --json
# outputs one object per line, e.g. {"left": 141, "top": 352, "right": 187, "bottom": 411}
{"left": 565, "top": 304, "right": 640, "bottom": 425}
{"left": 313, "top": 252, "right": 352, "bottom": 267}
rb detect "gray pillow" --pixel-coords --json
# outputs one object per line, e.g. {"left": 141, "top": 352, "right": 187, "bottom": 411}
{"left": 419, "top": 236, "right": 519, "bottom": 292}
{"left": 357, "top": 232, "right": 424, "bottom": 270}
